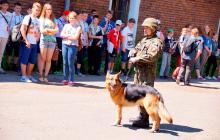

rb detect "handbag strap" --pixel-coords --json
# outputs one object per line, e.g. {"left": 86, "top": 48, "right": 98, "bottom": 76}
{"left": 0, "top": 11, "right": 9, "bottom": 24}
{"left": 26, "top": 16, "right": 32, "bottom": 36}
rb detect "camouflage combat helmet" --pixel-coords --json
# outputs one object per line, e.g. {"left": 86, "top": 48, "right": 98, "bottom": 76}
{"left": 142, "top": 18, "right": 159, "bottom": 30}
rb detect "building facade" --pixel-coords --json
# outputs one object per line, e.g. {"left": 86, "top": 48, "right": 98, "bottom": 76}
{"left": 8, "top": 0, "right": 220, "bottom": 41}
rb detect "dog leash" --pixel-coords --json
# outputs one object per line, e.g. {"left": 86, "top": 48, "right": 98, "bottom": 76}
{"left": 124, "top": 63, "right": 135, "bottom": 82}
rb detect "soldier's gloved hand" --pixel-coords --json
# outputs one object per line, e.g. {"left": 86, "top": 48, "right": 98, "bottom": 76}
{"left": 129, "top": 57, "right": 138, "bottom": 64}
{"left": 128, "top": 49, "right": 137, "bottom": 57}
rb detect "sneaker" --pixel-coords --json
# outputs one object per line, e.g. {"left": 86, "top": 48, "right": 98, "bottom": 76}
{"left": 198, "top": 76, "right": 206, "bottom": 81}
{"left": 68, "top": 81, "right": 75, "bottom": 86}
{"left": 0, "top": 68, "right": 6, "bottom": 74}
{"left": 62, "top": 80, "right": 69, "bottom": 85}
{"left": 206, "top": 76, "right": 211, "bottom": 80}
{"left": 159, "top": 76, "right": 164, "bottom": 79}
{"left": 164, "top": 76, "right": 169, "bottom": 79}
{"left": 77, "top": 72, "right": 85, "bottom": 77}
{"left": 20, "top": 76, "right": 32, "bottom": 83}
{"left": 184, "top": 81, "right": 190, "bottom": 86}
{"left": 29, "top": 76, "right": 38, "bottom": 83}
{"left": 212, "top": 76, "right": 217, "bottom": 80}
{"left": 176, "top": 79, "right": 180, "bottom": 85}
{"left": 172, "top": 76, "right": 176, "bottom": 80}
{"left": 217, "top": 76, "right": 220, "bottom": 80}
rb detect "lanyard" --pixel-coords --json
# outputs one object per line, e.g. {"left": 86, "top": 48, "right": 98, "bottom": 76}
{"left": 92, "top": 25, "right": 99, "bottom": 35}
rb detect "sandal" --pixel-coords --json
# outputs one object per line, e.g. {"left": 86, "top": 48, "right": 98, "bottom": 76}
{"left": 38, "top": 74, "right": 44, "bottom": 82}
{"left": 44, "top": 76, "right": 49, "bottom": 83}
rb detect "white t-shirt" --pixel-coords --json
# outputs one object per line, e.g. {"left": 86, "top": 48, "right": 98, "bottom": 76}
{"left": 121, "top": 26, "right": 134, "bottom": 50}
{"left": 0, "top": 11, "right": 12, "bottom": 38}
{"left": 22, "top": 15, "right": 40, "bottom": 44}
{"left": 61, "top": 23, "right": 81, "bottom": 46}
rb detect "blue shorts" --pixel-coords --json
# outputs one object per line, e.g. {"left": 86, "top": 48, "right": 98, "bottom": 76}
{"left": 108, "top": 48, "right": 117, "bottom": 63}
{"left": 121, "top": 49, "right": 130, "bottom": 62}
{"left": 20, "top": 42, "right": 38, "bottom": 65}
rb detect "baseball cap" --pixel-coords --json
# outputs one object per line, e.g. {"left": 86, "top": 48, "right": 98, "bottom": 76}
{"left": 167, "top": 28, "right": 174, "bottom": 33}
{"left": 116, "top": 20, "right": 123, "bottom": 26}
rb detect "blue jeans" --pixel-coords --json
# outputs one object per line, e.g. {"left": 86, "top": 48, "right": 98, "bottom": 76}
{"left": 62, "top": 44, "right": 77, "bottom": 81}
{"left": 159, "top": 52, "right": 171, "bottom": 77}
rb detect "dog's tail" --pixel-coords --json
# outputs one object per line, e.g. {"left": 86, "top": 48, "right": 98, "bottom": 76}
{"left": 158, "top": 98, "right": 173, "bottom": 124}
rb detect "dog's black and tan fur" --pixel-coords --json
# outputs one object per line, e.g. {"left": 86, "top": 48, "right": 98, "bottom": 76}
{"left": 105, "top": 72, "right": 173, "bottom": 132}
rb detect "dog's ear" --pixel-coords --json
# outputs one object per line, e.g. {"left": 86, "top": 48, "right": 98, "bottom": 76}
{"left": 115, "top": 71, "right": 122, "bottom": 79}
{"left": 106, "top": 71, "right": 110, "bottom": 78}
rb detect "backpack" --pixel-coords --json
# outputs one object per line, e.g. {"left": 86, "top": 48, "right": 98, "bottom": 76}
{"left": 11, "top": 15, "right": 24, "bottom": 42}
{"left": 11, "top": 24, "right": 21, "bottom": 42}
{"left": 183, "top": 39, "right": 199, "bottom": 54}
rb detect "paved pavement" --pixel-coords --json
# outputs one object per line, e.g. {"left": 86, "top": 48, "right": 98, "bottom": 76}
{"left": 0, "top": 72, "right": 220, "bottom": 140}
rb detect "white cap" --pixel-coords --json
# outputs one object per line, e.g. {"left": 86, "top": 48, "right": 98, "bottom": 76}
{"left": 157, "top": 19, "right": 161, "bottom": 25}
{"left": 116, "top": 20, "right": 123, "bottom": 25}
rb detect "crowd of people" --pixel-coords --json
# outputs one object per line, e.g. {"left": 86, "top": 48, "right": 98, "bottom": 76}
{"left": 0, "top": 0, "right": 219, "bottom": 86}
{"left": 159, "top": 24, "right": 220, "bottom": 85}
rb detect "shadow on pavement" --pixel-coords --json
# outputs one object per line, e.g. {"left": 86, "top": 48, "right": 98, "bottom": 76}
{"left": 122, "top": 123, "right": 203, "bottom": 136}
{"left": 35, "top": 81, "right": 105, "bottom": 89}
{"left": 74, "top": 83, "right": 104, "bottom": 89}
{"left": 189, "top": 84, "right": 219, "bottom": 90}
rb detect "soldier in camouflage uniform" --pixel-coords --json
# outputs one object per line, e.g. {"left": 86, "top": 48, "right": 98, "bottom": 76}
{"left": 128, "top": 18, "right": 163, "bottom": 128}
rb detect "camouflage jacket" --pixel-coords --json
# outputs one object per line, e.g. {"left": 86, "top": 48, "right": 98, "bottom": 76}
{"left": 130, "top": 36, "right": 163, "bottom": 65}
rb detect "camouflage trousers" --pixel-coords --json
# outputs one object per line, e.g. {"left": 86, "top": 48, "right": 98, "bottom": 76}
{"left": 134, "top": 64, "right": 156, "bottom": 87}
{"left": 133, "top": 64, "right": 157, "bottom": 120}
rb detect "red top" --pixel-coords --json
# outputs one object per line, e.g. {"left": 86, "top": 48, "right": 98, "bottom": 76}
{"left": 107, "top": 28, "right": 122, "bottom": 49}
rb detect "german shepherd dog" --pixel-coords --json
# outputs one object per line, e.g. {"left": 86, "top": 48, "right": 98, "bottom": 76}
{"left": 105, "top": 72, "right": 173, "bottom": 132}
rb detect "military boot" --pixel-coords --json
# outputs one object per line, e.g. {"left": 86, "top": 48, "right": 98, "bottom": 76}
{"left": 130, "top": 106, "right": 150, "bottom": 128}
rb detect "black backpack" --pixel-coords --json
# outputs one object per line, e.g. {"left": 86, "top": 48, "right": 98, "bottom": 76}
{"left": 183, "top": 39, "right": 200, "bottom": 54}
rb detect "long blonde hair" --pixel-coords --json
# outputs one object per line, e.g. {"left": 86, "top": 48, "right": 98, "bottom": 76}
{"left": 40, "top": 3, "right": 55, "bottom": 23}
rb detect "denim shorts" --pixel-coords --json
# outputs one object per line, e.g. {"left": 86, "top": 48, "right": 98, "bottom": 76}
{"left": 40, "top": 40, "right": 56, "bottom": 49}
{"left": 108, "top": 48, "right": 118, "bottom": 63}
{"left": 121, "top": 49, "right": 130, "bottom": 62}
{"left": 20, "top": 42, "right": 38, "bottom": 64}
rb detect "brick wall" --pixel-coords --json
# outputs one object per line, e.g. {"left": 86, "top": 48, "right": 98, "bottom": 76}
{"left": 7, "top": 0, "right": 220, "bottom": 42}
{"left": 8, "top": 0, "right": 64, "bottom": 17}
{"left": 8, "top": 0, "right": 108, "bottom": 19}
{"left": 137, "top": 0, "right": 220, "bottom": 41}
{"left": 70, "top": 0, "right": 109, "bottom": 18}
